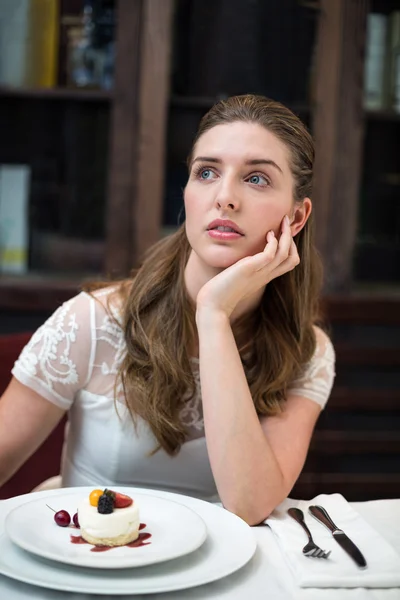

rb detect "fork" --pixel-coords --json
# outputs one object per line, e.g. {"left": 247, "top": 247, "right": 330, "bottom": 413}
{"left": 287, "top": 508, "right": 331, "bottom": 559}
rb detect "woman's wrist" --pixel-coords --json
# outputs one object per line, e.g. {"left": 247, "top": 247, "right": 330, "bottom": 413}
{"left": 195, "top": 305, "right": 230, "bottom": 330}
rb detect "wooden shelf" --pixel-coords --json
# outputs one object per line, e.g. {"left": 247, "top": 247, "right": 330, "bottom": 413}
{"left": 170, "top": 94, "right": 311, "bottom": 116}
{"left": 328, "top": 388, "right": 400, "bottom": 411}
{"left": 0, "top": 274, "right": 99, "bottom": 311}
{"left": 170, "top": 95, "right": 217, "bottom": 109}
{"left": 365, "top": 109, "right": 400, "bottom": 122}
{"left": 310, "top": 430, "right": 400, "bottom": 454}
{"left": 0, "top": 85, "right": 113, "bottom": 102}
{"left": 335, "top": 345, "right": 400, "bottom": 367}
{"left": 293, "top": 472, "right": 400, "bottom": 500}
{"left": 321, "top": 294, "right": 400, "bottom": 324}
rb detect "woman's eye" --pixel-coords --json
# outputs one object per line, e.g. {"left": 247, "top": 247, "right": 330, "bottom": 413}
{"left": 247, "top": 174, "right": 269, "bottom": 186}
{"left": 199, "top": 169, "right": 215, "bottom": 180}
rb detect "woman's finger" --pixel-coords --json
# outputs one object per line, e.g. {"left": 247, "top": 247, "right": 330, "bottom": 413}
{"left": 259, "top": 229, "right": 278, "bottom": 260}
{"left": 265, "top": 230, "right": 279, "bottom": 255}
{"left": 253, "top": 230, "right": 278, "bottom": 271}
{"left": 274, "top": 239, "right": 300, "bottom": 276}
{"left": 288, "top": 239, "right": 300, "bottom": 265}
{"left": 274, "top": 215, "right": 293, "bottom": 264}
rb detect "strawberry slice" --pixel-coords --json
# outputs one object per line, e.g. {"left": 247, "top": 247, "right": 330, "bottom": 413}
{"left": 112, "top": 491, "right": 133, "bottom": 509}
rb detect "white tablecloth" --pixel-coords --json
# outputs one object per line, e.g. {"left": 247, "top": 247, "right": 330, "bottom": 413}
{"left": 0, "top": 491, "right": 399, "bottom": 600}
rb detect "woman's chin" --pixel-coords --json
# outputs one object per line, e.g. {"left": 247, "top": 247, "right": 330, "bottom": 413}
{"left": 199, "top": 248, "right": 246, "bottom": 270}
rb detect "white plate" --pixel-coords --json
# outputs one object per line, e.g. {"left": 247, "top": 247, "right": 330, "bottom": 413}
{"left": 0, "top": 487, "right": 257, "bottom": 595}
{"left": 5, "top": 491, "right": 207, "bottom": 569}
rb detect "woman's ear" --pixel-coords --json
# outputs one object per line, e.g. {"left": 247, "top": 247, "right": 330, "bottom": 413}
{"left": 290, "top": 198, "right": 312, "bottom": 236}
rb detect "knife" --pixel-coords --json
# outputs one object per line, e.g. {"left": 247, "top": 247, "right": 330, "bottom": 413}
{"left": 308, "top": 505, "right": 367, "bottom": 568}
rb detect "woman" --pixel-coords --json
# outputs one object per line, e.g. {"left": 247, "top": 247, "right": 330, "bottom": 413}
{"left": 0, "top": 95, "right": 335, "bottom": 525}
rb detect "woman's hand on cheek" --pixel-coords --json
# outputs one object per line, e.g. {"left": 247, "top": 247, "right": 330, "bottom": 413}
{"left": 196, "top": 215, "right": 300, "bottom": 319}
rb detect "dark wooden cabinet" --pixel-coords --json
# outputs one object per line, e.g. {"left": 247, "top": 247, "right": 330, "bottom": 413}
{"left": 0, "top": 0, "right": 174, "bottom": 309}
{"left": 355, "top": 0, "right": 400, "bottom": 284}
{"left": 1, "top": 0, "right": 399, "bottom": 311}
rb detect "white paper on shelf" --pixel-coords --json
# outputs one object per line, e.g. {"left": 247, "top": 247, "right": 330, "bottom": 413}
{"left": 0, "top": 0, "right": 31, "bottom": 86}
{"left": 364, "top": 13, "right": 388, "bottom": 110}
{"left": 0, "top": 164, "right": 31, "bottom": 274}
{"left": 389, "top": 11, "right": 400, "bottom": 112}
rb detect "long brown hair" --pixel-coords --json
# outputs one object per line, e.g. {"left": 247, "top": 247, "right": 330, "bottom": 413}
{"left": 92, "top": 95, "right": 323, "bottom": 455}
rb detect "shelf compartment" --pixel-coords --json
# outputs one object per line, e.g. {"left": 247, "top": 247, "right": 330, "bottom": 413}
{"left": 0, "top": 85, "right": 113, "bottom": 102}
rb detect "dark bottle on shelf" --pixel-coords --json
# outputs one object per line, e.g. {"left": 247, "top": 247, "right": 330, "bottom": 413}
{"left": 68, "top": 0, "right": 115, "bottom": 90}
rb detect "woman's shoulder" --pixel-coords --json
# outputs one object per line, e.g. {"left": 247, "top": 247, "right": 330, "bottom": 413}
{"left": 81, "top": 283, "right": 126, "bottom": 325}
{"left": 311, "top": 325, "right": 335, "bottom": 362}
{"left": 285, "top": 325, "right": 335, "bottom": 409}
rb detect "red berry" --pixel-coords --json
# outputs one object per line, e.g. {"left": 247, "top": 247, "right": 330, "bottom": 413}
{"left": 73, "top": 512, "right": 80, "bottom": 528}
{"left": 113, "top": 492, "right": 133, "bottom": 509}
{"left": 54, "top": 510, "right": 71, "bottom": 527}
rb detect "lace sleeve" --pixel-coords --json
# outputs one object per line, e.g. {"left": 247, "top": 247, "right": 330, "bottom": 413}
{"left": 11, "top": 292, "right": 95, "bottom": 410}
{"left": 286, "top": 326, "right": 336, "bottom": 409}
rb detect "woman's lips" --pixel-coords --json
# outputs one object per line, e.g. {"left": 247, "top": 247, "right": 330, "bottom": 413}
{"left": 207, "top": 228, "right": 243, "bottom": 240}
{"left": 206, "top": 219, "right": 244, "bottom": 237}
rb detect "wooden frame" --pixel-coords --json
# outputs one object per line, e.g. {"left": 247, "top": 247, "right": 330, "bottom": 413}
{"left": 313, "top": 0, "right": 369, "bottom": 292}
{"left": 105, "top": 0, "right": 174, "bottom": 277}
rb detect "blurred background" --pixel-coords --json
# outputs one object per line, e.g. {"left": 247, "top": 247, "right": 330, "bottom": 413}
{"left": 0, "top": 0, "right": 399, "bottom": 500}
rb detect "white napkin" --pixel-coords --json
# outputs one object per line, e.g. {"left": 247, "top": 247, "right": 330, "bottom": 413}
{"left": 265, "top": 493, "right": 400, "bottom": 588}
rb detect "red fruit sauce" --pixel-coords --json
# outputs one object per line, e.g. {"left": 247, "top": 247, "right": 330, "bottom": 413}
{"left": 70, "top": 523, "right": 151, "bottom": 552}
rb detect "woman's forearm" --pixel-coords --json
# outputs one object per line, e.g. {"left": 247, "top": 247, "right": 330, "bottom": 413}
{"left": 196, "top": 308, "right": 287, "bottom": 525}
{"left": 0, "top": 378, "right": 65, "bottom": 488}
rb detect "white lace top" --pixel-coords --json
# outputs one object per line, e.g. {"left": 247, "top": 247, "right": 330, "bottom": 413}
{"left": 12, "top": 288, "right": 335, "bottom": 501}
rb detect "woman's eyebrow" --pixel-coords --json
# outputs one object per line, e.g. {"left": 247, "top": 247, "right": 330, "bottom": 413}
{"left": 191, "top": 156, "right": 221, "bottom": 165}
{"left": 245, "top": 159, "right": 283, "bottom": 174}
{"left": 191, "top": 156, "right": 282, "bottom": 174}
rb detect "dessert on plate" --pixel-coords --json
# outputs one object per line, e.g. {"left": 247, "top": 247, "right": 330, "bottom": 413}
{"left": 78, "top": 488, "right": 139, "bottom": 547}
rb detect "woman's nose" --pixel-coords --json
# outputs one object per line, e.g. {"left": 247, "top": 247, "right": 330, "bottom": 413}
{"left": 214, "top": 181, "right": 239, "bottom": 211}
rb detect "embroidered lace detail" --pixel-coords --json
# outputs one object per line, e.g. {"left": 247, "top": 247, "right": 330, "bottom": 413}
{"left": 287, "top": 328, "right": 336, "bottom": 408}
{"left": 97, "top": 316, "right": 124, "bottom": 367}
{"left": 15, "top": 297, "right": 80, "bottom": 390}
{"left": 94, "top": 313, "right": 126, "bottom": 394}
{"left": 180, "top": 362, "right": 204, "bottom": 430}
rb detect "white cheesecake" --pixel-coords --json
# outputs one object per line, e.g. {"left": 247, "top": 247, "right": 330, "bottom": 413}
{"left": 78, "top": 497, "right": 140, "bottom": 547}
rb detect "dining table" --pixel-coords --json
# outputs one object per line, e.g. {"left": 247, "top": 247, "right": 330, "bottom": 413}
{"left": 0, "top": 488, "right": 399, "bottom": 600}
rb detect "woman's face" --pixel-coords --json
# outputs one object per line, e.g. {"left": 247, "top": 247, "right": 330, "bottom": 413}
{"left": 184, "top": 121, "right": 298, "bottom": 270}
